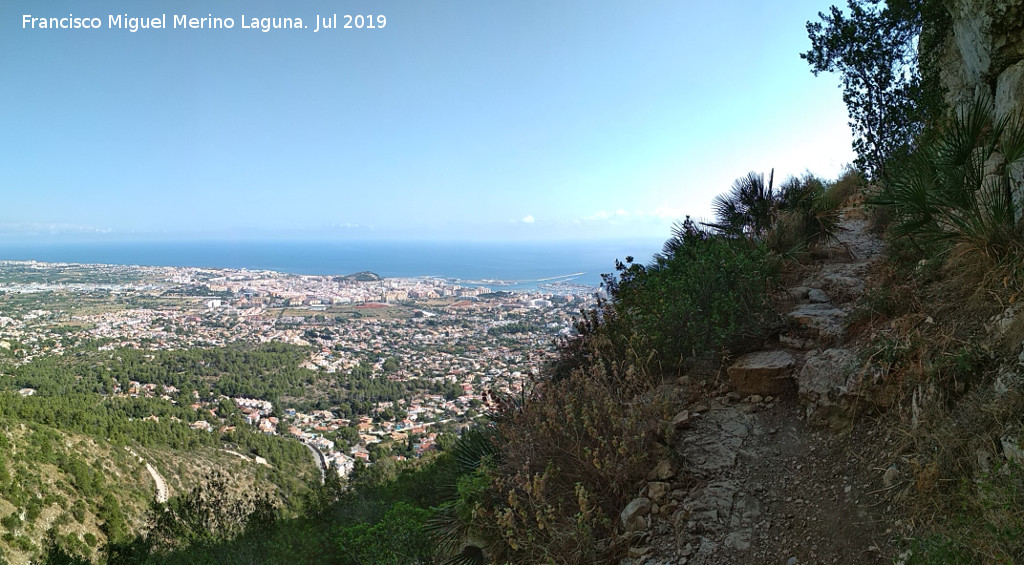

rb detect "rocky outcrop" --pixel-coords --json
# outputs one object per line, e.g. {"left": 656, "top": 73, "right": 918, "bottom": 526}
{"left": 995, "top": 60, "right": 1024, "bottom": 118}
{"left": 939, "top": 0, "right": 1024, "bottom": 117}
{"left": 936, "top": 0, "right": 1024, "bottom": 217}
{"left": 797, "top": 348, "right": 868, "bottom": 426}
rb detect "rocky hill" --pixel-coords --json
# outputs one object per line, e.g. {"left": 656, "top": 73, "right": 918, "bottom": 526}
{"left": 0, "top": 421, "right": 311, "bottom": 565}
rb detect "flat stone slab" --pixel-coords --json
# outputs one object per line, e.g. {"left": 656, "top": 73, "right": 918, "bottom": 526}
{"left": 820, "top": 274, "right": 865, "bottom": 299}
{"left": 728, "top": 350, "right": 796, "bottom": 395}
{"left": 787, "top": 303, "right": 847, "bottom": 339}
{"left": 808, "top": 288, "right": 831, "bottom": 303}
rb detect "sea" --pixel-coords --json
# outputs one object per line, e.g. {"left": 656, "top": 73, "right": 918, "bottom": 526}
{"left": 0, "top": 239, "right": 665, "bottom": 291}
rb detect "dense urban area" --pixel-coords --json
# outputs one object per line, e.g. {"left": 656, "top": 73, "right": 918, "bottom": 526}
{"left": 0, "top": 260, "right": 597, "bottom": 481}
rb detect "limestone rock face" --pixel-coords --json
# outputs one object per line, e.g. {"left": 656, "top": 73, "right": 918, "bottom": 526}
{"left": 996, "top": 60, "right": 1024, "bottom": 118}
{"left": 945, "top": 0, "right": 1024, "bottom": 81}
{"left": 941, "top": 0, "right": 1024, "bottom": 117}
{"left": 938, "top": 31, "right": 976, "bottom": 109}
{"left": 932, "top": 1, "right": 1024, "bottom": 214}
{"left": 727, "top": 350, "right": 795, "bottom": 395}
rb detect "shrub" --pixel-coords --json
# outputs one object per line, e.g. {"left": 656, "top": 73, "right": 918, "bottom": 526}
{"left": 333, "top": 502, "right": 433, "bottom": 565}
{"left": 554, "top": 218, "right": 778, "bottom": 380}
{"left": 473, "top": 361, "right": 670, "bottom": 564}
{"left": 0, "top": 513, "right": 20, "bottom": 532}
{"left": 705, "top": 170, "right": 847, "bottom": 257}
{"left": 827, "top": 165, "right": 867, "bottom": 205}
{"left": 768, "top": 173, "right": 846, "bottom": 255}
{"left": 874, "top": 95, "right": 1024, "bottom": 286}
{"left": 607, "top": 219, "right": 778, "bottom": 373}
{"left": 707, "top": 171, "right": 779, "bottom": 238}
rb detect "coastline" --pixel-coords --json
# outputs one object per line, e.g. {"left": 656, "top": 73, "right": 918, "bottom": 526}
{"left": 0, "top": 239, "right": 659, "bottom": 290}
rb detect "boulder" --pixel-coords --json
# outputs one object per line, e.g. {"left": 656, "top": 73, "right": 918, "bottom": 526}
{"left": 1002, "top": 435, "right": 1024, "bottom": 465}
{"left": 787, "top": 286, "right": 811, "bottom": 301}
{"left": 647, "top": 481, "right": 670, "bottom": 502}
{"left": 620, "top": 497, "right": 652, "bottom": 532}
{"left": 670, "top": 410, "right": 690, "bottom": 430}
{"left": 647, "top": 458, "right": 676, "bottom": 481}
{"left": 807, "top": 288, "right": 831, "bottom": 303}
{"left": 727, "top": 350, "right": 795, "bottom": 395}
{"left": 796, "top": 348, "right": 864, "bottom": 425}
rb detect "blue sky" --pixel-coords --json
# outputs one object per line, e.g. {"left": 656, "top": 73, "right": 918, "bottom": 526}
{"left": 0, "top": 0, "right": 854, "bottom": 242}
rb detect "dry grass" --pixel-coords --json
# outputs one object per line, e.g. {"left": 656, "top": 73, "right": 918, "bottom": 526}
{"left": 854, "top": 241, "right": 1024, "bottom": 562}
{"left": 827, "top": 166, "right": 867, "bottom": 206}
{"left": 479, "top": 361, "right": 673, "bottom": 564}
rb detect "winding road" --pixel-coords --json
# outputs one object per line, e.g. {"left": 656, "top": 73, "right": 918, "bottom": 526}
{"left": 304, "top": 442, "right": 327, "bottom": 484}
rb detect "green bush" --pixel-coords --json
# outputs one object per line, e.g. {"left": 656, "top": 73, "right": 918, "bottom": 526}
{"left": 708, "top": 170, "right": 780, "bottom": 239}
{"left": 826, "top": 165, "right": 867, "bottom": 205}
{"left": 768, "top": 173, "right": 846, "bottom": 255}
{"left": 874, "top": 95, "right": 1024, "bottom": 280}
{"left": 607, "top": 219, "right": 778, "bottom": 373}
{"left": 333, "top": 502, "right": 433, "bottom": 564}
{"left": 0, "top": 514, "right": 20, "bottom": 532}
{"left": 705, "top": 170, "right": 846, "bottom": 257}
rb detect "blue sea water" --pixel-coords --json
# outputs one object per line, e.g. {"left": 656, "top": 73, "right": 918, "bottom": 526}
{"left": 0, "top": 239, "right": 664, "bottom": 290}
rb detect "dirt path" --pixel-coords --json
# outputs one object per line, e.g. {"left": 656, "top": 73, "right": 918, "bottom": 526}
{"left": 145, "top": 461, "right": 169, "bottom": 503}
{"left": 628, "top": 214, "right": 901, "bottom": 564}
{"left": 126, "top": 446, "right": 169, "bottom": 503}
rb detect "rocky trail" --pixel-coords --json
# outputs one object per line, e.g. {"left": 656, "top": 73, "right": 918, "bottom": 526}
{"left": 622, "top": 214, "right": 905, "bottom": 565}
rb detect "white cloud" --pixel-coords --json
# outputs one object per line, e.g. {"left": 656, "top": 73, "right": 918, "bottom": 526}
{"left": 521, "top": 215, "right": 536, "bottom": 224}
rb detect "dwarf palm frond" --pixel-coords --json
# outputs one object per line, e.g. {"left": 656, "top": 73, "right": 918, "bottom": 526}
{"left": 874, "top": 94, "right": 1024, "bottom": 262}
{"left": 656, "top": 217, "right": 708, "bottom": 263}
{"left": 705, "top": 170, "right": 776, "bottom": 238}
{"left": 426, "top": 427, "right": 498, "bottom": 565}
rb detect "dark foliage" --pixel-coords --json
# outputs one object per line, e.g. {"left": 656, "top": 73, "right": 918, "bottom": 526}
{"left": 802, "top": 0, "right": 947, "bottom": 179}
{"left": 872, "top": 95, "right": 1024, "bottom": 277}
